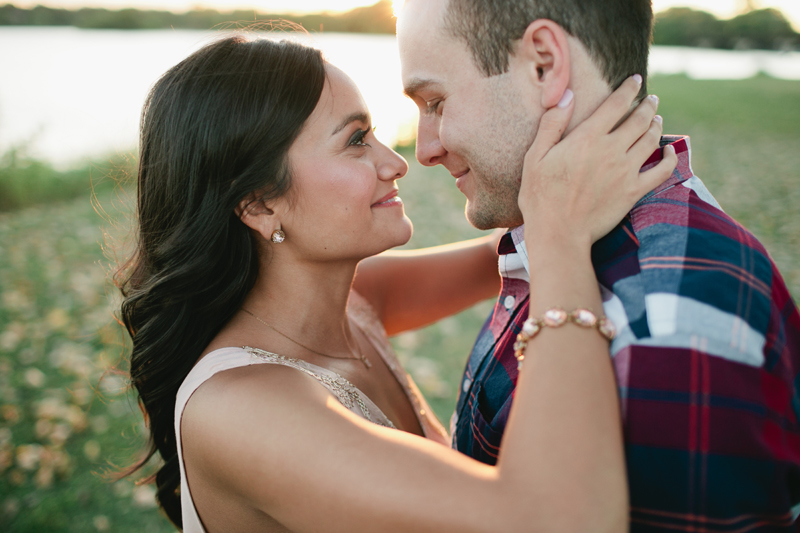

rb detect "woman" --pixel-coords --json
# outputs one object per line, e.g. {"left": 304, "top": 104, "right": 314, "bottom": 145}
{"left": 119, "top": 34, "right": 675, "bottom": 532}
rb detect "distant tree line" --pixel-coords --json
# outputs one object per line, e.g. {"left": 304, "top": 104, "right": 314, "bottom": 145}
{"left": 0, "top": 2, "right": 798, "bottom": 50}
{"left": 0, "top": 1, "right": 395, "bottom": 33}
{"left": 653, "top": 8, "right": 798, "bottom": 50}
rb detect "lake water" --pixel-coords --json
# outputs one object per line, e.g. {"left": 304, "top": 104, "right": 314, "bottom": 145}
{"left": 1, "top": 26, "right": 799, "bottom": 166}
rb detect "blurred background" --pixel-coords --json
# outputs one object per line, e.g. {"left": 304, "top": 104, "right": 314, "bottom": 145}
{"left": 0, "top": 0, "right": 798, "bottom": 530}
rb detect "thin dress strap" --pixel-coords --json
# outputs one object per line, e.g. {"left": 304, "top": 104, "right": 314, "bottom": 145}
{"left": 241, "top": 346, "right": 396, "bottom": 428}
{"left": 174, "top": 346, "right": 395, "bottom": 533}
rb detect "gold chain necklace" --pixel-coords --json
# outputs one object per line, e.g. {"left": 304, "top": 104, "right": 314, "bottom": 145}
{"left": 242, "top": 309, "right": 372, "bottom": 370}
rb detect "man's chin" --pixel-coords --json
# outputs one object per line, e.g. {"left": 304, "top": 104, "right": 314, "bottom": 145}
{"left": 465, "top": 202, "right": 521, "bottom": 231}
{"left": 465, "top": 212, "right": 496, "bottom": 231}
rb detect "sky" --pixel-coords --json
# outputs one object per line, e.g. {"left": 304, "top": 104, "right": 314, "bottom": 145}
{"left": 9, "top": 0, "right": 800, "bottom": 30}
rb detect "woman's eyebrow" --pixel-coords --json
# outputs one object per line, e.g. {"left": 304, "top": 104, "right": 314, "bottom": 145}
{"left": 332, "top": 112, "right": 369, "bottom": 136}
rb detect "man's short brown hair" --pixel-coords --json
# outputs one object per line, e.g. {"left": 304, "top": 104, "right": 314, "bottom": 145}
{"left": 444, "top": 0, "right": 653, "bottom": 96}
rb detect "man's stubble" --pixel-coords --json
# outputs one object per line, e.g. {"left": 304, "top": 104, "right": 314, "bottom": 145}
{"left": 463, "top": 75, "right": 538, "bottom": 231}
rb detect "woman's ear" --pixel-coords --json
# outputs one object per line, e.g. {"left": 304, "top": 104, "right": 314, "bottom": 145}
{"left": 235, "top": 194, "right": 281, "bottom": 242}
{"left": 517, "top": 19, "right": 571, "bottom": 109}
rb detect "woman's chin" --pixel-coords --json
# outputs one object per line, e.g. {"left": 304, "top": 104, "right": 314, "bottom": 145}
{"left": 395, "top": 216, "right": 414, "bottom": 247}
{"left": 373, "top": 217, "right": 414, "bottom": 254}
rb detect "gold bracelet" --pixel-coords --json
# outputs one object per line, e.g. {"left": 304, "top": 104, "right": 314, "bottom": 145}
{"left": 513, "top": 308, "right": 616, "bottom": 370}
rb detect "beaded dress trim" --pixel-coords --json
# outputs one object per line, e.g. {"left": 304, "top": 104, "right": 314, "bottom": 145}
{"left": 242, "top": 346, "right": 396, "bottom": 429}
{"left": 175, "top": 291, "right": 448, "bottom": 532}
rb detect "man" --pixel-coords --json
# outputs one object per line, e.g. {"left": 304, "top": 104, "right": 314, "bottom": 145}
{"left": 397, "top": 0, "right": 800, "bottom": 529}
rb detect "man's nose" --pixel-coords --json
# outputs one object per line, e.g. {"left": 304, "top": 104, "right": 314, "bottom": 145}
{"left": 415, "top": 118, "right": 446, "bottom": 167}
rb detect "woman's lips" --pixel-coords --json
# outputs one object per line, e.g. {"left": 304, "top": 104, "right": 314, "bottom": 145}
{"left": 372, "top": 190, "right": 402, "bottom": 207}
{"left": 373, "top": 196, "right": 403, "bottom": 207}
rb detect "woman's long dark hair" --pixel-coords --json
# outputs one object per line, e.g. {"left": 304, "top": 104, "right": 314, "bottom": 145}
{"left": 117, "top": 35, "right": 326, "bottom": 527}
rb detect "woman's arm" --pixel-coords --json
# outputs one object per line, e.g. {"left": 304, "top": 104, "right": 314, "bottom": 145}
{"left": 352, "top": 229, "right": 504, "bottom": 336}
{"left": 183, "top": 76, "right": 676, "bottom": 532}
{"left": 183, "top": 330, "right": 612, "bottom": 533}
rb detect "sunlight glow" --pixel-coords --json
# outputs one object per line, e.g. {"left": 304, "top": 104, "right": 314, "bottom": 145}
{"left": 391, "top": 0, "right": 404, "bottom": 18}
{"left": 6, "top": 1, "right": 799, "bottom": 29}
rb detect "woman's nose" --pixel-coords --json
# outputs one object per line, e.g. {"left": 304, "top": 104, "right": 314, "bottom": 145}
{"left": 377, "top": 145, "right": 409, "bottom": 182}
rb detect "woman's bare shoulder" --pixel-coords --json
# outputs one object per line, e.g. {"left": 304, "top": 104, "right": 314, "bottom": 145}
{"left": 182, "top": 361, "right": 333, "bottom": 438}
{"left": 179, "top": 361, "right": 395, "bottom": 518}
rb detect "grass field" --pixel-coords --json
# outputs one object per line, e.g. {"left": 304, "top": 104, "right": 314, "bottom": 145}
{"left": 0, "top": 149, "right": 135, "bottom": 213}
{"left": 0, "top": 74, "right": 798, "bottom": 531}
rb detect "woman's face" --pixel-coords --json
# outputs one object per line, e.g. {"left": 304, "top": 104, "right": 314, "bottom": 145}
{"left": 279, "top": 65, "right": 412, "bottom": 262}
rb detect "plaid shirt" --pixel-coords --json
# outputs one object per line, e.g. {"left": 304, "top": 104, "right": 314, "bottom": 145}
{"left": 452, "top": 136, "right": 800, "bottom": 531}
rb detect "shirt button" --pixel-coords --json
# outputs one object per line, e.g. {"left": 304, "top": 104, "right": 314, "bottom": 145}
{"left": 419, "top": 409, "right": 426, "bottom": 416}
{"left": 462, "top": 378, "right": 471, "bottom": 392}
{"left": 504, "top": 295, "right": 516, "bottom": 310}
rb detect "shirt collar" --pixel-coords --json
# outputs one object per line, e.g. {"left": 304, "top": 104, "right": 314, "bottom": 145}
{"left": 497, "top": 135, "right": 694, "bottom": 278}
{"left": 497, "top": 233, "right": 516, "bottom": 255}
{"left": 635, "top": 135, "right": 693, "bottom": 205}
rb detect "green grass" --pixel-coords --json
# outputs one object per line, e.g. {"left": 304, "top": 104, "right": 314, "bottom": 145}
{"left": 0, "top": 148, "right": 136, "bottom": 212}
{"left": 0, "top": 189, "right": 172, "bottom": 531}
{"left": 649, "top": 74, "right": 800, "bottom": 296}
{"left": 0, "top": 75, "right": 798, "bottom": 531}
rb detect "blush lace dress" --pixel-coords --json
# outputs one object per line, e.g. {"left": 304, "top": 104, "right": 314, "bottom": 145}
{"left": 174, "top": 291, "right": 450, "bottom": 532}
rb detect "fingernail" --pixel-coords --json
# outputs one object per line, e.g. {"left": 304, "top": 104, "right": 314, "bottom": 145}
{"left": 649, "top": 94, "right": 659, "bottom": 105}
{"left": 653, "top": 115, "right": 663, "bottom": 124}
{"left": 633, "top": 74, "right": 643, "bottom": 86}
{"left": 557, "top": 89, "right": 574, "bottom": 109}
{"left": 665, "top": 144, "right": 675, "bottom": 155}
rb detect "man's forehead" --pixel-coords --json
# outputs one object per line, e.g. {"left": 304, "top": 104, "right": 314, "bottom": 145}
{"left": 397, "top": 0, "right": 461, "bottom": 89}
{"left": 398, "top": 0, "right": 447, "bottom": 26}
{"left": 397, "top": 0, "right": 449, "bottom": 54}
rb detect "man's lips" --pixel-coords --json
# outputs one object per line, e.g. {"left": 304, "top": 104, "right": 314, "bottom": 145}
{"left": 371, "top": 189, "right": 402, "bottom": 207}
{"left": 452, "top": 169, "right": 470, "bottom": 192}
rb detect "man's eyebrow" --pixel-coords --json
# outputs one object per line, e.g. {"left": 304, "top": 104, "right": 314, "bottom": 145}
{"left": 403, "top": 78, "right": 439, "bottom": 99}
{"left": 332, "top": 112, "right": 370, "bottom": 136}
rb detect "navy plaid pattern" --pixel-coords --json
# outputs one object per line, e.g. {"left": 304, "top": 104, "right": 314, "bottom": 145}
{"left": 452, "top": 136, "right": 800, "bottom": 531}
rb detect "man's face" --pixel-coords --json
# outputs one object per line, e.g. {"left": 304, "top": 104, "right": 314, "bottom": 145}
{"left": 398, "top": 0, "right": 542, "bottom": 230}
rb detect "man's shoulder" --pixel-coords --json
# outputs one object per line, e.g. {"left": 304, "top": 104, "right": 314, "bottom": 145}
{"left": 632, "top": 173, "right": 764, "bottom": 255}
{"left": 598, "top": 174, "right": 796, "bottom": 369}
{"left": 630, "top": 173, "right": 776, "bottom": 304}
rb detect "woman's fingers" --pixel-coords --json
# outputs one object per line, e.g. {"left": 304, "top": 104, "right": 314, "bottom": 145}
{"left": 613, "top": 94, "right": 659, "bottom": 149}
{"left": 626, "top": 113, "right": 664, "bottom": 166}
{"left": 581, "top": 75, "right": 644, "bottom": 135}
{"left": 636, "top": 144, "right": 678, "bottom": 198}
{"left": 525, "top": 89, "right": 575, "bottom": 166}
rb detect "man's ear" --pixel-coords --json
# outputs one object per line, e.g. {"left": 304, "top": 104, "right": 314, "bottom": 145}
{"left": 235, "top": 194, "right": 281, "bottom": 242}
{"left": 517, "top": 19, "right": 571, "bottom": 109}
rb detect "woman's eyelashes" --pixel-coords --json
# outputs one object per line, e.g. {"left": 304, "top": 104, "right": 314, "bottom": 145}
{"left": 349, "top": 127, "right": 372, "bottom": 148}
